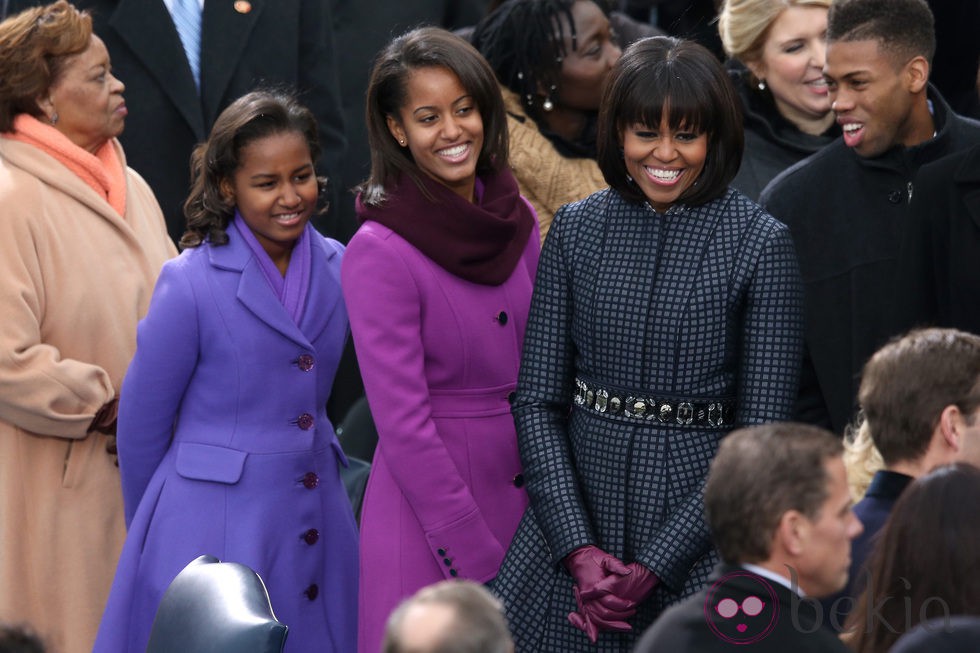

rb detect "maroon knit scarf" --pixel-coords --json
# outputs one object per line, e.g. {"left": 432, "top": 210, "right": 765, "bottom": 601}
{"left": 355, "top": 168, "right": 534, "bottom": 286}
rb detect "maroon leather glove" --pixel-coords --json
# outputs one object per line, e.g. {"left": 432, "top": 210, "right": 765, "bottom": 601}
{"left": 563, "top": 545, "right": 631, "bottom": 591}
{"left": 564, "top": 546, "right": 632, "bottom": 642}
{"left": 582, "top": 561, "right": 660, "bottom": 610}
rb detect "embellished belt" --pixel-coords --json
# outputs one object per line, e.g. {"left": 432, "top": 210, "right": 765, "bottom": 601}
{"left": 573, "top": 377, "right": 736, "bottom": 428}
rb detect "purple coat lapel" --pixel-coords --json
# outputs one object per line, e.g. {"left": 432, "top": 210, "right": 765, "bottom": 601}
{"left": 208, "top": 226, "right": 341, "bottom": 349}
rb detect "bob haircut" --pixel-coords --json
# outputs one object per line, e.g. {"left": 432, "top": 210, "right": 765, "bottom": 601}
{"left": 597, "top": 36, "right": 743, "bottom": 207}
{"left": 359, "top": 26, "right": 508, "bottom": 207}
{"left": 180, "top": 89, "right": 323, "bottom": 249}
{"left": 0, "top": 0, "right": 91, "bottom": 132}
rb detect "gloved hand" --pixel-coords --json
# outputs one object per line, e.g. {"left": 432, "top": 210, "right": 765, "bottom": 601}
{"left": 581, "top": 561, "right": 660, "bottom": 611}
{"left": 563, "top": 546, "right": 633, "bottom": 642}
{"left": 563, "top": 545, "right": 631, "bottom": 593}
{"left": 569, "top": 584, "right": 636, "bottom": 642}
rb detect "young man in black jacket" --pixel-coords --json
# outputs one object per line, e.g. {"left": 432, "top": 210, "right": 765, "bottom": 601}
{"left": 759, "top": 0, "right": 980, "bottom": 436}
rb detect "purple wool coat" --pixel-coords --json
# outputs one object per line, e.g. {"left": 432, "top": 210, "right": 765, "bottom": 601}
{"left": 93, "top": 225, "right": 357, "bottom": 653}
{"left": 343, "top": 212, "right": 540, "bottom": 653}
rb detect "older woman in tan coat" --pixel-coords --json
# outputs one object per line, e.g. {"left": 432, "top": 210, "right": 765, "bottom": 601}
{"left": 0, "top": 3, "right": 176, "bottom": 652}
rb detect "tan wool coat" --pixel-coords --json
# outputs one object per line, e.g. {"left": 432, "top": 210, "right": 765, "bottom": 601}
{"left": 0, "top": 137, "right": 176, "bottom": 653}
{"left": 502, "top": 86, "right": 608, "bottom": 243}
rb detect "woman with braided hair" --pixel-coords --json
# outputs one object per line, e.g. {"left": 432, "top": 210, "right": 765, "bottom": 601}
{"left": 472, "top": 0, "right": 621, "bottom": 242}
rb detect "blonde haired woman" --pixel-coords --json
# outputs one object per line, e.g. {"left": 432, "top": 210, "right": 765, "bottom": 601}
{"left": 718, "top": 0, "right": 840, "bottom": 198}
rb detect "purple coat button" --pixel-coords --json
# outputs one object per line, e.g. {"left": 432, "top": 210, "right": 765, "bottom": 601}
{"left": 303, "top": 528, "right": 319, "bottom": 545}
{"left": 302, "top": 472, "right": 319, "bottom": 489}
{"left": 297, "top": 354, "right": 315, "bottom": 372}
{"left": 297, "top": 413, "right": 314, "bottom": 430}
{"left": 304, "top": 584, "right": 319, "bottom": 600}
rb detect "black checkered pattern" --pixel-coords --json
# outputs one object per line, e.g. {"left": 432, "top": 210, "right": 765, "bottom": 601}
{"left": 493, "top": 188, "right": 804, "bottom": 652}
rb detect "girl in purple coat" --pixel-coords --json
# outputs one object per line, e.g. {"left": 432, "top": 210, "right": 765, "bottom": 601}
{"left": 342, "top": 27, "right": 540, "bottom": 653}
{"left": 93, "top": 91, "right": 357, "bottom": 653}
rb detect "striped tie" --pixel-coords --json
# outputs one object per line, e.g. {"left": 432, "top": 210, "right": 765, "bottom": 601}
{"left": 172, "top": 0, "right": 201, "bottom": 90}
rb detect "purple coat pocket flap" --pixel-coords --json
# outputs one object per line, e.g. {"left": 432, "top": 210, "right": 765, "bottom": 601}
{"left": 175, "top": 442, "right": 248, "bottom": 484}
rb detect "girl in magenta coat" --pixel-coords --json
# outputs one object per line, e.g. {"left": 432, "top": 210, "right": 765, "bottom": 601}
{"left": 342, "top": 27, "right": 540, "bottom": 653}
{"left": 94, "top": 91, "right": 357, "bottom": 653}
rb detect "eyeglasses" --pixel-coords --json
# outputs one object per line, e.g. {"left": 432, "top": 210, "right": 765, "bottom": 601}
{"left": 715, "top": 596, "right": 766, "bottom": 619}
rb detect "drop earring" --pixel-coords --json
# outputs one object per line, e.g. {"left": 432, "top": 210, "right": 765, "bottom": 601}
{"left": 757, "top": 79, "right": 767, "bottom": 91}
{"left": 542, "top": 85, "right": 557, "bottom": 112}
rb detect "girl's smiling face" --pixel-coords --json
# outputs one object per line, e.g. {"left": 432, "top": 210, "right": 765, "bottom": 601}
{"left": 222, "top": 130, "right": 317, "bottom": 271}
{"left": 386, "top": 66, "right": 484, "bottom": 202}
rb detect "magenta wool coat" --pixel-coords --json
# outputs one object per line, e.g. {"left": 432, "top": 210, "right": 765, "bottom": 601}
{"left": 93, "top": 225, "right": 357, "bottom": 653}
{"left": 342, "top": 215, "right": 540, "bottom": 653}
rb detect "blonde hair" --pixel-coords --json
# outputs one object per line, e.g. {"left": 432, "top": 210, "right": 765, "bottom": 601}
{"left": 718, "top": 0, "right": 831, "bottom": 63}
{"left": 842, "top": 414, "right": 884, "bottom": 502}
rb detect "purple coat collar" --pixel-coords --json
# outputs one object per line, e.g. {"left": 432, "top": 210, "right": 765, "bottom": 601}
{"left": 207, "top": 224, "right": 342, "bottom": 349}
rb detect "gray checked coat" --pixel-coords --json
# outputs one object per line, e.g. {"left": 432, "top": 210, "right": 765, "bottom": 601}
{"left": 493, "top": 188, "right": 804, "bottom": 652}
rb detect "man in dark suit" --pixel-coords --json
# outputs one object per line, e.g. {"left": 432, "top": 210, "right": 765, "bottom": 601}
{"left": 6, "top": 0, "right": 349, "bottom": 244}
{"left": 820, "top": 327, "right": 980, "bottom": 629}
{"left": 635, "top": 423, "right": 862, "bottom": 652}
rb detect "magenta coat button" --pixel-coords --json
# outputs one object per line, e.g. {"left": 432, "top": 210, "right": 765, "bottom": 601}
{"left": 297, "top": 413, "right": 314, "bottom": 430}
{"left": 304, "top": 584, "right": 319, "bottom": 600}
{"left": 303, "top": 528, "right": 319, "bottom": 545}
{"left": 302, "top": 472, "right": 319, "bottom": 489}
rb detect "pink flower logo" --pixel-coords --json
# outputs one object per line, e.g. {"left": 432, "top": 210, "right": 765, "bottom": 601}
{"left": 703, "top": 572, "right": 779, "bottom": 644}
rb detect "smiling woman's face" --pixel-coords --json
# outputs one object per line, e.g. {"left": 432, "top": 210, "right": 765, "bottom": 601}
{"left": 44, "top": 35, "right": 127, "bottom": 154}
{"left": 386, "top": 65, "right": 484, "bottom": 202}
{"left": 747, "top": 5, "right": 831, "bottom": 130}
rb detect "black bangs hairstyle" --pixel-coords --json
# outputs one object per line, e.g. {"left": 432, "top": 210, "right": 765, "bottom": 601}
{"left": 358, "top": 26, "right": 508, "bottom": 207}
{"left": 180, "top": 89, "right": 323, "bottom": 249}
{"left": 597, "top": 36, "right": 744, "bottom": 208}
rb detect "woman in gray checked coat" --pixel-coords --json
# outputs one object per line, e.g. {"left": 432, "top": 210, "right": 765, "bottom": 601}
{"left": 493, "top": 36, "right": 804, "bottom": 652}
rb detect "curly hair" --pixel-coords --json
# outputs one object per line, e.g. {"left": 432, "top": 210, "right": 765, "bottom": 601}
{"left": 0, "top": 1, "right": 91, "bottom": 132}
{"left": 180, "top": 89, "right": 324, "bottom": 249}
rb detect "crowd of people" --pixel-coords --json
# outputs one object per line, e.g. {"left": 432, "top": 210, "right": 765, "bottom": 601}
{"left": 1, "top": 0, "right": 979, "bottom": 652}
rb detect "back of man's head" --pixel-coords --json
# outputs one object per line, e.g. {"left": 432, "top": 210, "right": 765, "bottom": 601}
{"left": 382, "top": 580, "right": 514, "bottom": 653}
{"left": 827, "top": 0, "right": 935, "bottom": 66}
{"left": 705, "top": 423, "right": 843, "bottom": 565}
{"left": 859, "top": 328, "right": 980, "bottom": 467}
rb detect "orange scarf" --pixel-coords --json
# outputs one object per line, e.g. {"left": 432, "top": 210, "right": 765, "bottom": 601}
{"left": 5, "top": 114, "right": 126, "bottom": 217}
